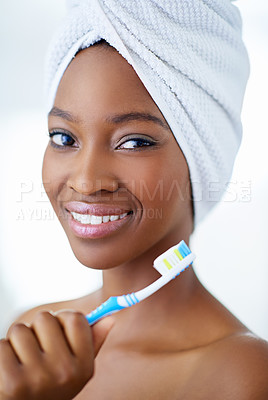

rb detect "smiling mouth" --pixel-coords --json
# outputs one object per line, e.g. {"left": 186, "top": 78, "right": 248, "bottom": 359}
{"left": 70, "top": 211, "right": 133, "bottom": 225}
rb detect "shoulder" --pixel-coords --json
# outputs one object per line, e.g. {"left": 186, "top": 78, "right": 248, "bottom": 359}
{"left": 190, "top": 332, "right": 268, "bottom": 399}
{"left": 9, "top": 292, "right": 98, "bottom": 328}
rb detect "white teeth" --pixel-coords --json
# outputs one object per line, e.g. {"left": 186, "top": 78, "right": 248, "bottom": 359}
{"left": 71, "top": 212, "right": 129, "bottom": 225}
{"left": 81, "top": 214, "right": 91, "bottom": 224}
{"left": 110, "top": 215, "right": 119, "bottom": 221}
{"left": 71, "top": 212, "right": 91, "bottom": 224}
{"left": 102, "top": 215, "right": 110, "bottom": 223}
{"left": 91, "top": 215, "right": 102, "bottom": 225}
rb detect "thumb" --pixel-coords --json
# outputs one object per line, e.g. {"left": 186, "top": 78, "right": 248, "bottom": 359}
{"left": 91, "top": 316, "right": 115, "bottom": 357}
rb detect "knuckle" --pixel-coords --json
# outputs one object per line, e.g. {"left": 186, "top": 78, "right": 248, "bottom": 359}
{"left": 8, "top": 322, "right": 28, "bottom": 338}
{"left": 60, "top": 310, "right": 86, "bottom": 327}
{"left": 69, "top": 311, "right": 85, "bottom": 325}
{"left": 34, "top": 310, "right": 54, "bottom": 325}
{"left": 0, "top": 338, "right": 8, "bottom": 348}
{"left": 0, "top": 339, "right": 12, "bottom": 357}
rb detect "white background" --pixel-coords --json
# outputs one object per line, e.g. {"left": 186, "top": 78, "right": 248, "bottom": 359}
{"left": 0, "top": 1, "right": 267, "bottom": 339}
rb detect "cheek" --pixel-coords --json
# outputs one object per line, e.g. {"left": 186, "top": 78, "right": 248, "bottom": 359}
{"left": 42, "top": 148, "right": 67, "bottom": 211}
{"left": 42, "top": 147, "right": 52, "bottom": 200}
{"left": 125, "top": 151, "right": 191, "bottom": 230}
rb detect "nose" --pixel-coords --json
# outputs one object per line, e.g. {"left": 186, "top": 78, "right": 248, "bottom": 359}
{"left": 66, "top": 147, "right": 119, "bottom": 196}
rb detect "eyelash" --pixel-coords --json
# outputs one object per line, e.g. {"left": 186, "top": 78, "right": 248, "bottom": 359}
{"left": 48, "top": 131, "right": 156, "bottom": 151}
{"left": 117, "top": 138, "right": 156, "bottom": 150}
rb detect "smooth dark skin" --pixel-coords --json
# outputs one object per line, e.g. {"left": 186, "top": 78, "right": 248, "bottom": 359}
{"left": 1, "top": 44, "right": 268, "bottom": 399}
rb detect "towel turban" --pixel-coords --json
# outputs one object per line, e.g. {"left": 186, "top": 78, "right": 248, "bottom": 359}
{"left": 44, "top": 0, "right": 250, "bottom": 225}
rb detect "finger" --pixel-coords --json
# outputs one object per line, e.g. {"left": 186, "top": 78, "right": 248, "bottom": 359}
{"left": 31, "top": 311, "right": 73, "bottom": 356}
{"left": 91, "top": 317, "right": 115, "bottom": 357}
{"left": 7, "top": 323, "right": 43, "bottom": 365}
{"left": 55, "top": 311, "right": 94, "bottom": 361}
{"left": 0, "top": 339, "right": 21, "bottom": 383}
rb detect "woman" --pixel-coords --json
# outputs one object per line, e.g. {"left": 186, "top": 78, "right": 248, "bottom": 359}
{"left": 1, "top": 1, "right": 268, "bottom": 399}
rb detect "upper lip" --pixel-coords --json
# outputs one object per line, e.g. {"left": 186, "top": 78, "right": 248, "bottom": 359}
{"left": 65, "top": 201, "right": 132, "bottom": 216}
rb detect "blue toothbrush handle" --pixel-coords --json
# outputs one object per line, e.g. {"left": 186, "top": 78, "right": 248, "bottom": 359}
{"left": 86, "top": 296, "right": 126, "bottom": 325}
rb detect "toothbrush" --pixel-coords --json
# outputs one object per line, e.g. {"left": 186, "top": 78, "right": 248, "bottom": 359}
{"left": 86, "top": 240, "right": 195, "bottom": 325}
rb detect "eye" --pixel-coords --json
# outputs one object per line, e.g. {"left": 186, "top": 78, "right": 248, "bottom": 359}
{"left": 117, "top": 137, "right": 155, "bottom": 150}
{"left": 48, "top": 131, "right": 76, "bottom": 149}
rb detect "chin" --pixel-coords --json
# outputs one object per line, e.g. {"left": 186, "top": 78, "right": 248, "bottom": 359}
{"left": 66, "top": 236, "right": 132, "bottom": 270}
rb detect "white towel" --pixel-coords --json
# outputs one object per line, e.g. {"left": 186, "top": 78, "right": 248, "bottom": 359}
{"left": 45, "top": 0, "right": 249, "bottom": 225}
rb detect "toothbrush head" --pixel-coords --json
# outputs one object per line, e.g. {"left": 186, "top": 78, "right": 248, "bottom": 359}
{"left": 153, "top": 240, "right": 192, "bottom": 276}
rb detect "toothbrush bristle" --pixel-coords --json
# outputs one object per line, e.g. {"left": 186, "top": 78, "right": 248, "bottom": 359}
{"left": 163, "top": 258, "right": 173, "bottom": 270}
{"left": 177, "top": 241, "right": 191, "bottom": 258}
{"left": 153, "top": 240, "right": 193, "bottom": 276}
{"left": 174, "top": 247, "right": 183, "bottom": 260}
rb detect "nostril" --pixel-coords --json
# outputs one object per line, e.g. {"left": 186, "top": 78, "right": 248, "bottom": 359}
{"left": 67, "top": 177, "right": 119, "bottom": 196}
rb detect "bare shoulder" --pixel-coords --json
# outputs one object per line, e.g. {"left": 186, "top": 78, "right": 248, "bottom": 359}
{"left": 188, "top": 332, "right": 268, "bottom": 399}
{"left": 10, "top": 291, "right": 99, "bottom": 327}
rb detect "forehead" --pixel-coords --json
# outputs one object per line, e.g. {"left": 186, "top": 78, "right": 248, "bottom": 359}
{"left": 53, "top": 46, "right": 167, "bottom": 124}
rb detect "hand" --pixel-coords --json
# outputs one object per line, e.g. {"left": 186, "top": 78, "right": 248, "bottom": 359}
{"left": 0, "top": 311, "right": 114, "bottom": 400}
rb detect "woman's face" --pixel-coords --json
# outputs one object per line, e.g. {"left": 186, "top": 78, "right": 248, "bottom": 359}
{"left": 42, "top": 45, "right": 193, "bottom": 269}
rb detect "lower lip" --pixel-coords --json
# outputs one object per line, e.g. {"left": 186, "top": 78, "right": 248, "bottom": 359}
{"left": 67, "top": 212, "right": 132, "bottom": 239}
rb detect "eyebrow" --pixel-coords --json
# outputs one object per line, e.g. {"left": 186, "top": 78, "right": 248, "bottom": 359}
{"left": 48, "top": 107, "right": 170, "bottom": 130}
{"left": 106, "top": 112, "right": 170, "bottom": 130}
{"left": 48, "top": 107, "right": 78, "bottom": 123}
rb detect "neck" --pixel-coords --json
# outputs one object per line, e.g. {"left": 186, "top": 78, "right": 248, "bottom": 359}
{"left": 99, "top": 229, "right": 202, "bottom": 347}
{"left": 101, "top": 227, "right": 192, "bottom": 295}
